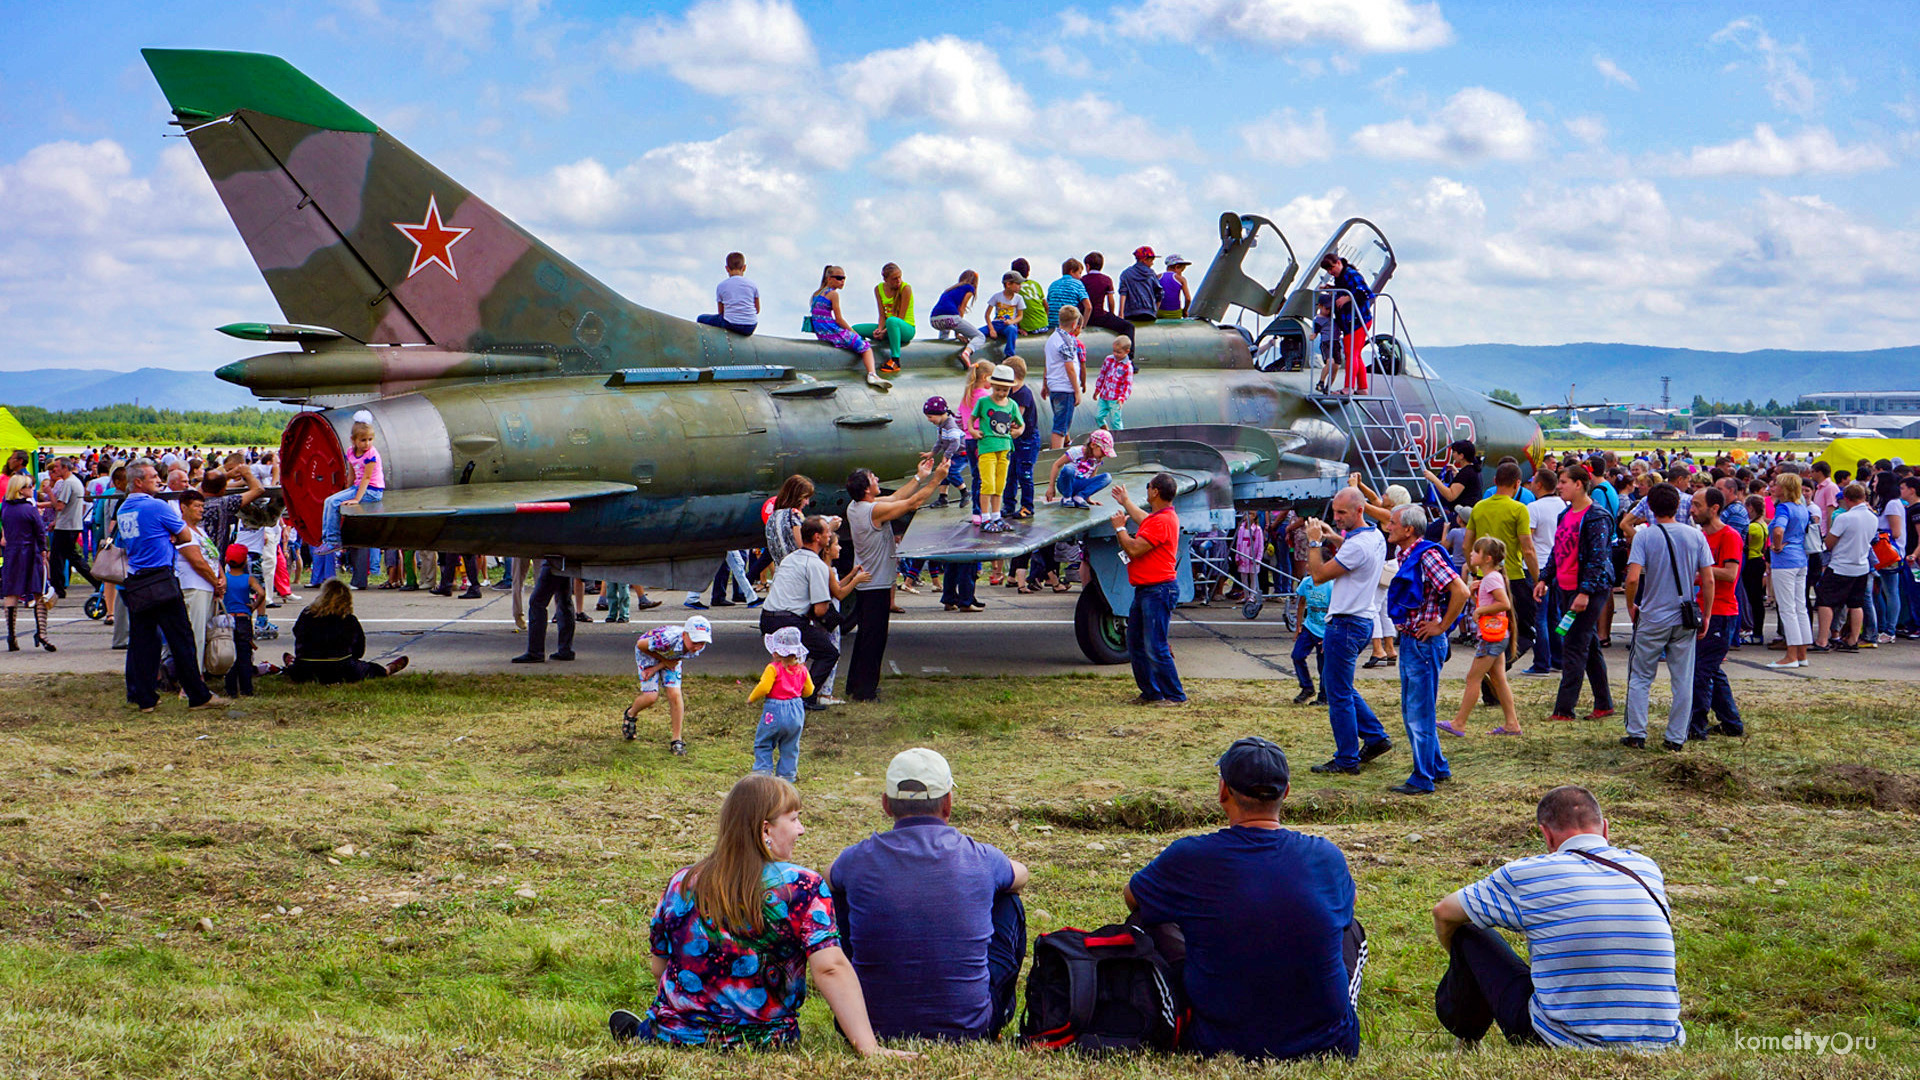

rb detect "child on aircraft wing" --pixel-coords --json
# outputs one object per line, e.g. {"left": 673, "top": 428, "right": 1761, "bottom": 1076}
{"left": 315, "top": 411, "right": 383, "bottom": 557}
{"left": 1046, "top": 428, "right": 1115, "bottom": 509}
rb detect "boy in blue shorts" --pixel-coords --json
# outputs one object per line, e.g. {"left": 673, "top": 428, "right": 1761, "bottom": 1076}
{"left": 623, "top": 615, "right": 712, "bottom": 755}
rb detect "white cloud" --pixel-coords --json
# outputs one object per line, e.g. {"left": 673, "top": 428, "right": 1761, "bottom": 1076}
{"left": 1028, "top": 42, "right": 1094, "bottom": 79}
{"left": 1114, "top": 0, "right": 1452, "bottom": 53}
{"left": 1593, "top": 56, "right": 1637, "bottom": 90}
{"left": 507, "top": 135, "right": 814, "bottom": 231}
{"left": 611, "top": 0, "right": 817, "bottom": 95}
{"left": 1240, "top": 109, "right": 1334, "bottom": 162}
{"left": 1040, "top": 93, "right": 1189, "bottom": 157}
{"left": 430, "top": 0, "right": 547, "bottom": 50}
{"left": 1564, "top": 115, "right": 1608, "bottom": 146}
{"left": 1351, "top": 87, "right": 1543, "bottom": 163}
{"left": 840, "top": 37, "right": 1032, "bottom": 129}
{"left": 1712, "top": 17, "right": 1817, "bottom": 115}
{"left": 1669, "top": 124, "right": 1892, "bottom": 177}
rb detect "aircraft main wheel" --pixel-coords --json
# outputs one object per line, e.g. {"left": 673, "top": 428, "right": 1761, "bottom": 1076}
{"left": 1075, "top": 580, "right": 1129, "bottom": 665}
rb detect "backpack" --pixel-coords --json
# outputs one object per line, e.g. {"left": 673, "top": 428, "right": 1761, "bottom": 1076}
{"left": 1020, "top": 924, "right": 1184, "bottom": 1052}
{"left": 1385, "top": 539, "right": 1448, "bottom": 625}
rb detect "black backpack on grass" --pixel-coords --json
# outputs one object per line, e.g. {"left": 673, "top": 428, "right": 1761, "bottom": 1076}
{"left": 1019, "top": 923, "right": 1184, "bottom": 1052}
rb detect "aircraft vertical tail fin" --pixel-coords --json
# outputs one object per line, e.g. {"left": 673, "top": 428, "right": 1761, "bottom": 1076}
{"left": 143, "top": 48, "right": 645, "bottom": 360}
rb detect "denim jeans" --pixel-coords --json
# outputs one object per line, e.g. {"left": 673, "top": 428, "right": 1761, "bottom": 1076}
{"left": 1127, "top": 580, "right": 1185, "bottom": 702}
{"left": 1057, "top": 470, "right": 1111, "bottom": 503}
{"left": 1529, "top": 579, "right": 1562, "bottom": 670}
{"left": 695, "top": 312, "right": 756, "bottom": 335}
{"left": 1049, "top": 391, "right": 1076, "bottom": 437}
{"left": 752, "top": 696, "right": 805, "bottom": 781}
{"left": 1874, "top": 568, "right": 1903, "bottom": 637}
{"left": 985, "top": 319, "right": 1018, "bottom": 358}
{"left": 941, "top": 562, "right": 979, "bottom": 607}
{"left": 1292, "top": 630, "right": 1324, "bottom": 693}
{"left": 1003, "top": 439, "right": 1039, "bottom": 515}
{"left": 1397, "top": 631, "right": 1451, "bottom": 791}
{"left": 1901, "top": 565, "right": 1920, "bottom": 632}
{"left": 1689, "top": 612, "right": 1741, "bottom": 737}
{"left": 1323, "top": 613, "right": 1387, "bottom": 767}
{"left": 321, "top": 486, "right": 383, "bottom": 546}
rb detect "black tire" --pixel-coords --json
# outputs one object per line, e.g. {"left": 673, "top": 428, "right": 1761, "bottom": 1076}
{"left": 1241, "top": 594, "right": 1264, "bottom": 620}
{"left": 84, "top": 594, "right": 106, "bottom": 620}
{"left": 1075, "top": 579, "right": 1129, "bottom": 665}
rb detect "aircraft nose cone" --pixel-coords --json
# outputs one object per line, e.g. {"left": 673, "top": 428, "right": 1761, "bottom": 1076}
{"left": 215, "top": 359, "right": 250, "bottom": 385}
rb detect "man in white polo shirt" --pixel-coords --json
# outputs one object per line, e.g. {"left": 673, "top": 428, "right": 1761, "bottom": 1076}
{"left": 1431, "top": 785, "right": 1682, "bottom": 1050}
{"left": 1304, "top": 487, "right": 1394, "bottom": 775}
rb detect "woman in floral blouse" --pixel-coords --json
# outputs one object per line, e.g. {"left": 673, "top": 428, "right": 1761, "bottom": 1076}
{"left": 609, "top": 774, "right": 915, "bottom": 1057}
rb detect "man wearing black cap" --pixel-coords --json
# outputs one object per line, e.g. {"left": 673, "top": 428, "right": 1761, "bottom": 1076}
{"left": 1124, "top": 737, "right": 1364, "bottom": 1060}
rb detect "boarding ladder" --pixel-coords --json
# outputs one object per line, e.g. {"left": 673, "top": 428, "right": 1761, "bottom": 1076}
{"left": 1308, "top": 392, "right": 1427, "bottom": 498}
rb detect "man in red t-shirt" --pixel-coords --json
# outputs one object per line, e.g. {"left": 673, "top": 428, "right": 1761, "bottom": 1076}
{"left": 1110, "top": 472, "right": 1187, "bottom": 705}
{"left": 1689, "top": 488, "right": 1744, "bottom": 739}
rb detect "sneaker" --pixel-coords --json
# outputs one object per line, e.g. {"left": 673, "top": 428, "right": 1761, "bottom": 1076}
{"left": 1387, "top": 783, "right": 1433, "bottom": 796}
{"left": 1518, "top": 667, "right": 1554, "bottom": 677}
{"left": 636, "top": 598, "right": 662, "bottom": 610}
{"left": 816, "top": 695, "right": 845, "bottom": 706}
{"left": 970, "top": 514, "right": 985, "bottom": 525}
{"left": 1710, "top": 722, "right": 1746, "bottom": 738}
{"left": 1620, "top": 735, "right": 1646, "bottom": 748}
{"left": 746, "top": 598, "right": 764, "bottom": 608}
{"left": 930, "top": 495, "right": 951, "bottom": 509}
{"left": 1310, "top": 759, "right": 1361, "bottom": 776}
{"left": 1585, "top": 708, "right": 1616, "bottom": 720}
{"left": 609, "top": 1009, "right": 642, "bottom": 1042}
{"left": 669, "top": 739, "right": 687, "bottom": 757}
{"left": 1292, "top": 688, "right": 1315, "bottom": 705}
{"left": 621, "top": 709, "right": 637, "bottom": 740}
{"left": 1358, "top": 739, "right": 1393, "bottom": 763}
{"left": 1661, "top": 739, "right": 1686, "bottom": 752}
{"left": 711, "top": 597, "right": 737, "bottom": 607}
{"left": 684, "top": 600, "right": 709, "bottom": 610}
{"left": 459, "top": 588, "right": 481, "bottom": 599}
{"left": 1877, "top": 632, "right": 1894, "bottom": 644}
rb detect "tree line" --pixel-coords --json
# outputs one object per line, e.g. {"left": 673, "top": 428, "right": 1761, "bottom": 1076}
{"left": 3, "top": 404, "right": 290, "bottom": 446}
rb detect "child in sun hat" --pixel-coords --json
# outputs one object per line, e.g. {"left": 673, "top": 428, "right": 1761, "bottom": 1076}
{"left": 971, "top": 365, "right": 1026, "bottom": 531}
{"left": 748, "top": 626, "right": 814, "bottom": 781}
{"left": 1046, "top": 427, "right": 1116, "bottom": 509}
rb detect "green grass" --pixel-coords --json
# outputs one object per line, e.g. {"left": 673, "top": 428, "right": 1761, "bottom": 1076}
{"left": 1, "top": 671, "right": 1916, "bottom": 1078}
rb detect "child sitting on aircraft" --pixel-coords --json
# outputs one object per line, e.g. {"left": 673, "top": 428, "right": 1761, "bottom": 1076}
{"left": 622, "top": 615, "right": 712, "bottom": 756}
{"left": 971, "top": 365, "right": 1025, "bottom": 532}
{"left": 980, "top": 273, "right": 1026, "bottom": 360}
{"left": 921, "top": 395, "right": 966, "bottom": 507}
{"left": 315, "top": 411, "right": 383, "bottom": 557}
{"left": 810, "top": 264, "right": 891, "bottom": 391}
{"left": 747, "top": 627, "right": 813, "bottom": 782}
{"left": 1045, "top": 427, "right": 1115, "bottom": 509}
{"left": 1093, "top": 335, "right": 1134, "bottom": 430}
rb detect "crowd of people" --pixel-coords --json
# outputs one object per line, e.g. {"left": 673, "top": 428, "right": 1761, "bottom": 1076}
{"left": 602, "top": 744, "right": 1679, "bottom": 1060}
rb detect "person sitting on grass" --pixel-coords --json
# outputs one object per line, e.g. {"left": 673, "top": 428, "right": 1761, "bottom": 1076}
{"left": 608, "top": 774, "right": 916, "bottom": 1059}
{"left": 1124, "top": 737, "right": 1365, "bottom": 1061}
{"left": 1430, "top": 785, "right": 1682, "bottom": 1051}
{"left": 827, "top": 747, "right": 1030, "bottom": 1043}
{"left": 284, "top": 579, "right": 409, "bottom": 684}
{"left": 622, "top": 614, "right": 713, "bottom": 756}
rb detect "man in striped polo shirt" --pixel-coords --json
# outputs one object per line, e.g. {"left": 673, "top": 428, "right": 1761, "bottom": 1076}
{"left": 1429, "top": 786, "right": 1683, "bottom": 1050}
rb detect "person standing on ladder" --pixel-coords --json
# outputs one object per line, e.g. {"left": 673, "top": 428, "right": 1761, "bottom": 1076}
{"left": 1323, "top": 252, "right": 1373, "bottom": 395}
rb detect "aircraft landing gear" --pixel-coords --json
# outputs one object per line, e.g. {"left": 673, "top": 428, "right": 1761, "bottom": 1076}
{"left": 1075, "top": 579, "right": 1129, "bottom": 665}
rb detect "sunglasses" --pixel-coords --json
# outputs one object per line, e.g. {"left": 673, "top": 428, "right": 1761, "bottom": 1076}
{"left": 831, "top": 274, "right": 846, "bottom": 281}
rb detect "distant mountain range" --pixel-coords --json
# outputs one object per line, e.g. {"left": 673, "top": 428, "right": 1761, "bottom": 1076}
{"left": 1418, "top": 343, "right": 1920, "bottom": 409}
{"left": 4, "top": 343, "right": 1915, "bottom": 414}
{"left": 1, "top": 368, "right": 285, "bottom": 413}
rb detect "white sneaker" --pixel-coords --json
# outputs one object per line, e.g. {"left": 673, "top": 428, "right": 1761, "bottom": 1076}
{"left": 816, "top": 695, "right": 845, "bottom": 706}
{"left": 1877, "top": 632, "right": 1894, "bottom": 644}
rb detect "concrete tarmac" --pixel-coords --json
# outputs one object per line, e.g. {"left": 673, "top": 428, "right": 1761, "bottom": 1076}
{"left": 13, "top": 579, "right": 1913, "bottom": 686}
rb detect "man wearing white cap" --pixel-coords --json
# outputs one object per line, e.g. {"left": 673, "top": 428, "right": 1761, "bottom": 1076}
{"left": 827, "top": 748, "right": 1030, "bottom": 1042}
{"left": 620, "top": 614, "right": 712, "bottom": 756}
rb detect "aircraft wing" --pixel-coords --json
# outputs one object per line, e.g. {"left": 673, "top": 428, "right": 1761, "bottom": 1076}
{"left": 896, "top": 464, "right": 1208, "bottom": 563}
{"left": 342, "top": 480, "right": 637, "bottom": 519}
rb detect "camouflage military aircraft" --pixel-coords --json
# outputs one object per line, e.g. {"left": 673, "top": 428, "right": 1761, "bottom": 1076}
{"left": 146, "top": 48, "right": 1543, "bottom": 662}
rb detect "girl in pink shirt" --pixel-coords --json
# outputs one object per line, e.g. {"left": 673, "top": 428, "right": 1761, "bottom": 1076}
{"left": 316, "top": 416, "right": 385, "bottom": 555}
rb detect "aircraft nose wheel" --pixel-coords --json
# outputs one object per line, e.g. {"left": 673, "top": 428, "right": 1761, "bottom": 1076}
{"left": 84, "top": 594, "right": 107, "bottom": 620}
{"left": 1074, "top": 580, "right": 1129, "bottom": 665}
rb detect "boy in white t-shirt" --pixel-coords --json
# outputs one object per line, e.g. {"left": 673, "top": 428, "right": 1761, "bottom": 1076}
{"left": 697, "top": 252, "right": 760, "bottom": 336}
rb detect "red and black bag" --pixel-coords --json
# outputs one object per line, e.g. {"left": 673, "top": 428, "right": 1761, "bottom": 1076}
{"left": 1019, "top": 923, "right": 1184, "bottom": 1052}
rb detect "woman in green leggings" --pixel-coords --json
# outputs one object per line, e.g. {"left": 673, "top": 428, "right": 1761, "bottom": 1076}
{"left": 853, "top": 262, "right": 916, "bottom": 373}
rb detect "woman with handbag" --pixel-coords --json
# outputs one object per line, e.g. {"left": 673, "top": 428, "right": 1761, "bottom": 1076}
{"left": 2, "top": 474, "right": 55, "bottom": 652}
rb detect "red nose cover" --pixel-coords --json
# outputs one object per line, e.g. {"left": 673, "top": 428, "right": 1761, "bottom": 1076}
{"left": 281, "top": 412, "right": 345, "bottom": 542}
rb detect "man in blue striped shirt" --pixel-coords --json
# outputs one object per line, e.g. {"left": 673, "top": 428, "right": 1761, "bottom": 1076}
{"left": 1430, "top": 786, "right": 1683, "bottom": 1050}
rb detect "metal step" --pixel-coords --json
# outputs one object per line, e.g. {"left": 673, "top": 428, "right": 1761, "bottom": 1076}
{"left": 1307, "top": 392, "right": 1428, "bottom": 498}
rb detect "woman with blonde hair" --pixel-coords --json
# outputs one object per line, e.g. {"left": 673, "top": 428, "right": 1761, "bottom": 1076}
{"left": 285, "top": 579, "right": 408, "bottom": 683}
{"left": 1766, "top": 470, "right": 1814, "bottom": 669}
{"left": 2, "top": 473, "right": 54, "bottom": 651}
{"left": 609, "top": 774, "right": 913, "bottom": 1058}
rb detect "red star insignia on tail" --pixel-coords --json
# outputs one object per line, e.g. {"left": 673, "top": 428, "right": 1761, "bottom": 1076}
{"left": 392, "top": 194, "right": 472, "bottom": 280}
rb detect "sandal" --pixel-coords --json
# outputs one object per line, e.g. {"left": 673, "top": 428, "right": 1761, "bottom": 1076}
{"left": 1436, "top": 722, "right": 1467, "bottom": 737}
{"left": 1487, "top": 727, "right": 1523, "bottom": 736}
{"left": 1052, "top": 583, "right": 1073, "bottom": 593}
{"left": 1017, "top": 584, "right": 1038, "bottom": 595}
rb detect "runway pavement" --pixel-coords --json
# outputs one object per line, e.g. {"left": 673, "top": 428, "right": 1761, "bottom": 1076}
{"left": 14, "top": 578, "right": 1912, "bottom": 685}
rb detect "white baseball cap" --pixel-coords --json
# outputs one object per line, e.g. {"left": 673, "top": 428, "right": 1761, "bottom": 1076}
{"left": 885, "top": 747, "right": 954, "bottom": 801}
{"left": 683, "top": 615, "right": 712, "bottom": 644}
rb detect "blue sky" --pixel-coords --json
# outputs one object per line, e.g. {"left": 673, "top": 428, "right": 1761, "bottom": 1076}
{"left": 1, "top": 0, "right": 1916, "bottom": 374}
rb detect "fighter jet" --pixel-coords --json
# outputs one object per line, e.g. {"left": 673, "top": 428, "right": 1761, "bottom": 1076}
{"left": 146, "top": 49, "right": 1543, "bottom": 661}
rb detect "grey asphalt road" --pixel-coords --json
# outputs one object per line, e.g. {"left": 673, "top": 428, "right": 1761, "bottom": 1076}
{"left": 14, "top": 580, "right": 1913, "bottom": 686}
